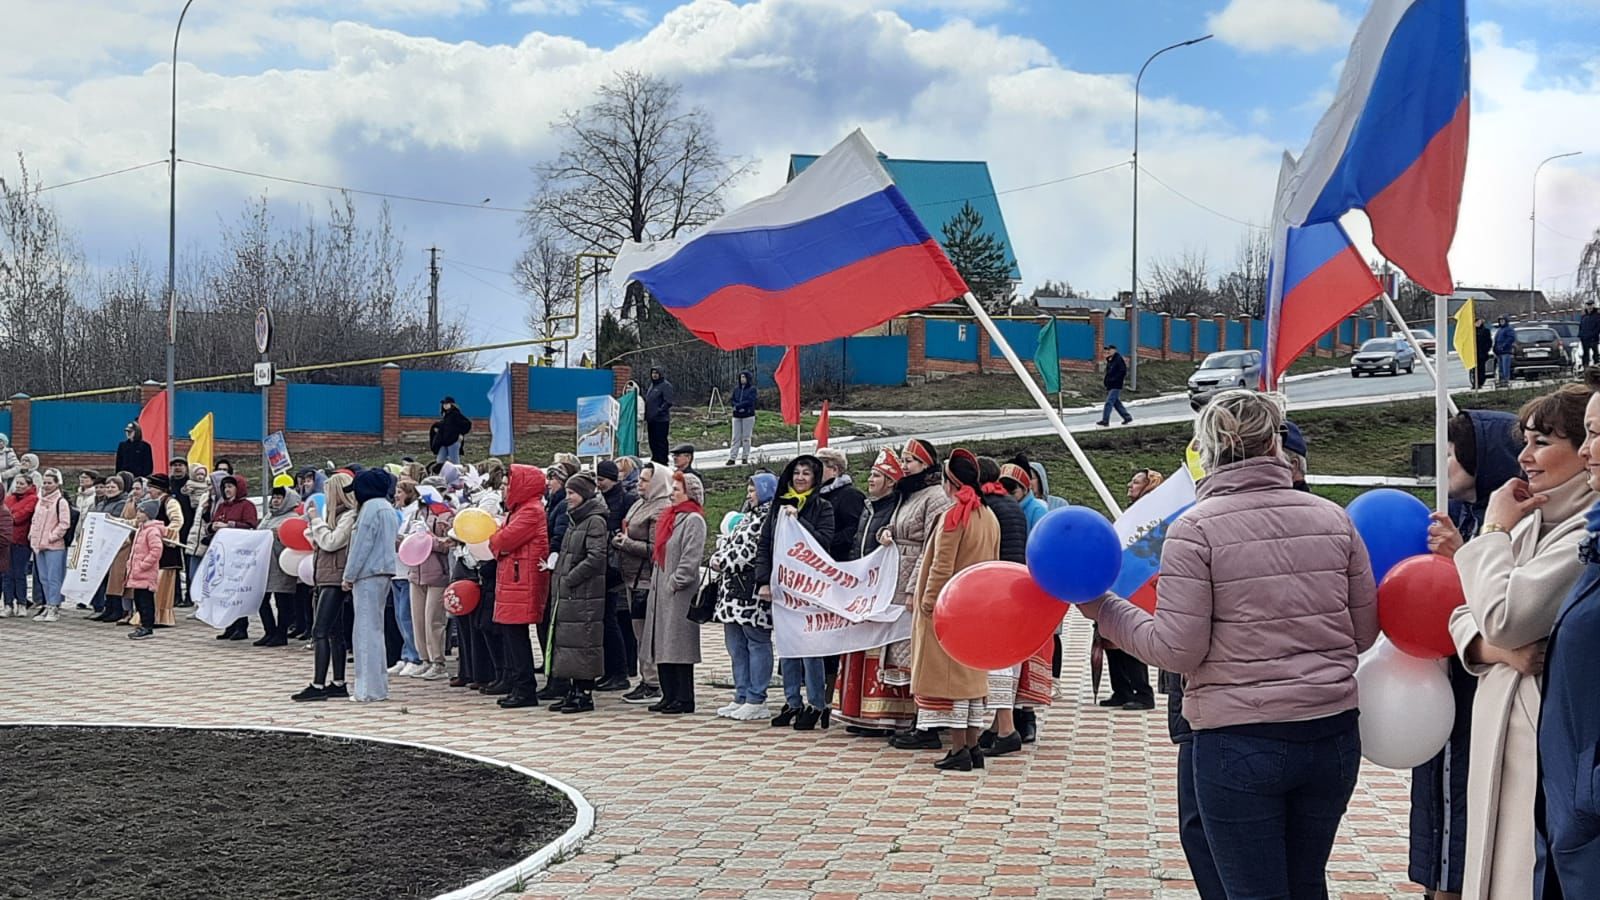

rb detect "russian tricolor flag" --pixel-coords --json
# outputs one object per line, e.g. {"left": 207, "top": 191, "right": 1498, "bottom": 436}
{"left": 1109, "top": 468, "right": 1197, "bottom": 614}
{"left": 1279, "top": 0, "right": 1469, "bottom": 294}
{"left": 612, "top": 130, "right": 969, "bottom": 350}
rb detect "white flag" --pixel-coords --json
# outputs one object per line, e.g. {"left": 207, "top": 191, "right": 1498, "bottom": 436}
{"left": 770, "top": 513, "right": 907, "bottom": 657}
{"left": 194, "top": 529, "right": 277, "bottom": 628}
{"left": 61, "top": 513, "right": 134, "bottom": 603}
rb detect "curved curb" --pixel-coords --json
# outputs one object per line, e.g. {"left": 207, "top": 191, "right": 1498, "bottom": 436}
{"left": 0, "top": 720, "right": 594, "bottom": 900}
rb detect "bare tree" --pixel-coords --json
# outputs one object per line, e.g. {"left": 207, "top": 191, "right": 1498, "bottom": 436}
{"left": 1216, "top": 230, "right": 1270, "bottom": 318}
{"left": 526, "top": 70, "right": 753, "bottom": 321}
{"left": 1146, "top": 249, "right": 1217, "bottom": 317}
{"left": 514, "top": 230, "right": 576, "bottom": 340}
{"left": 0, "top": 154, "right": 82, "bottom": 395}
{"left": 1578, "top": 225, "right": 1600, "bottom": 307}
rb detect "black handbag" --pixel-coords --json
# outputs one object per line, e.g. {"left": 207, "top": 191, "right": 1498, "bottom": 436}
{"left": 687, "top": 573, "right": 718, "bottom": 625}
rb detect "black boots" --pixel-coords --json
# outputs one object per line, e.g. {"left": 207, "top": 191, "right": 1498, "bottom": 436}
{"left": 792, "top": 706, "right": 831, "bottom": 731}
{"left": 770, "top": 705, "right": 800, "bottom": 727}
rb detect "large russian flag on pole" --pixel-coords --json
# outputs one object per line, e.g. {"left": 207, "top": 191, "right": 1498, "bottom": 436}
{"left": 1278, "top": 0, "right": 1469, "bottom": 294}
{"left": 612, "top": 130, "right": 969, "bottom": 350}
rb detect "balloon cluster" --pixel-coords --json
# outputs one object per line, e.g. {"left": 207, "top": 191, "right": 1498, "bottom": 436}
{"left": 934, "top": 506, "right": 1121, "bottom": 670}
{"left": 1347, "top": 488, "right": 1462, "bottom": 769}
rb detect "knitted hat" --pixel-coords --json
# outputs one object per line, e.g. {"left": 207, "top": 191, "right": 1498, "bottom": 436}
{"left": 352, "top": 468, "right": 392, "bottom": 505}
{"left": 999, "top": 463, "right": 1032, "bottom": 492}
{"left": 137, "top": 499, "right": 160, "bottom": 519}
{"left": 871, "top": 448, "right": 904, "bottom": 483}
{"left": 596, "top": 459, "right": 620, "bottom": 481}
{"left": 566, "top": 473, "right": 597, "bottom": 501}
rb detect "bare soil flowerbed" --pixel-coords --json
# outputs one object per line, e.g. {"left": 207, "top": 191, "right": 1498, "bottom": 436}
{"left": 0, "top": 726, "right": 574, "bottom": 900}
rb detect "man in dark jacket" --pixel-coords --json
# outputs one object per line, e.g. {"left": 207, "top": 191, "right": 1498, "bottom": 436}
{"left": 1096, "top": 345, "right": 1132, "bottom": 427}
{"left": 1581, "top": 303, "right": 1600, "bottom": 368}
{"left": 1474, "top": 316, "right": 1493, "bottom": 388}
{"left": 1493, "top": 317, "right": 1516, "bottom": 385}
{"left": 430, "top": 397, "right": 472, "bottom": 465}
{"left": 594, "top": 459, "right": 636, "bottom": 692}
{"left": 815, "top": 448, "right": 865, "bottom": 562}
{"left": 644, "top": 367, "right": 674, "bottom": 464}
{"left": 671, "top": 443, "right": 700, "bottom": 480}
{"left": 729, "top": 370, "right": 758, "bottom": 466}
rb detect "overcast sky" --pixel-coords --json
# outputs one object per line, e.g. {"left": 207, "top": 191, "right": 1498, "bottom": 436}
{"left": 6, "top": 0, "right": 1598, "bottom": 370}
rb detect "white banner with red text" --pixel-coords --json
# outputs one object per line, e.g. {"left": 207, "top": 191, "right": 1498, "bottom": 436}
{"left": 770, "top": 513, "right": 907, "bottom": 657}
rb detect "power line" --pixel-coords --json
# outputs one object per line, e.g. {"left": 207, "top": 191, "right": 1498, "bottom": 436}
{"left": 180, "top": 158, "right": 531, "bottom": 213}
{"left": 1137, "top": 163, "right": 1267, "bottom": 230}
{"left": 451, "top": 264, "right": 525, "bottom": 301}
{"left": 917, "top": 160, "right": 1130, "bottom": 210}
{"left": 1539, "top": 219, "right": 1594, "bottom": 243}
{"left": 33, "top": 160, "right": 169, "bottom": 193}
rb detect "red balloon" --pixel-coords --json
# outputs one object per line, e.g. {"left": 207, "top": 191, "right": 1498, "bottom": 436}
{"left": 277, "top": 517, "right": 312, "bottom": 553}
{"left": 934, "top": 561, "right": 1067, "bottom": 670}
{"left": 1378, "top": 553, "right": 1465, "bottom": 660}
{"left": 443, "top": 579, "right": 480, "bottom": 616}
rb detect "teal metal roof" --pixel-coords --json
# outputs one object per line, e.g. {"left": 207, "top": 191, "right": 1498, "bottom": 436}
{"left": 787, "top": 153, "right": 1021, "bottom": 280}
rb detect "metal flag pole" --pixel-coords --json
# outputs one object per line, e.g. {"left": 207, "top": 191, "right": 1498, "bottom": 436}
{"left": 963, "top": 293, "right": 1124, "bottom": 517}
{"left": 1434, "top": 293, "right": 1450, "bottom": 516}
{"left": 1378, "top": 291, "right": 1458, "bottom": 416}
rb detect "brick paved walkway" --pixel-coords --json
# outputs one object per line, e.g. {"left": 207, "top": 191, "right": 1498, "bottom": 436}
{"left": 4, "top": 611, "right": 1414, "bottom": 898}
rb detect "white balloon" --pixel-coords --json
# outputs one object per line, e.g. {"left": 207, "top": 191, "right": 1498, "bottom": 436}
{"left": 468, "top": 541, "right": 494, "bottom": 562}
{"left": 720, "top": 511, "right": 741, "bottom": 536}
{"left": 278, "top": 548, "right": 310, "bottom": 577}
{"left": 1355, "top": 638, "right": 1455, "bottom": 769}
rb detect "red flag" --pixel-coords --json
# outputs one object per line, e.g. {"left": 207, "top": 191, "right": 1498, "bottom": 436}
{"left": 137, "top": 390, "right": 170, "bottom": 471}
{"left": 813, "top": 400, "right": 830, "bottom": 449}
{"left": 776, "top": 346, "right": 801, "bottom": 426}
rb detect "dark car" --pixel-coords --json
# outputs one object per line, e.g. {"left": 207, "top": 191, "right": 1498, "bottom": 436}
{"left": 1351, "top": 338, "right": 1416, "bottom": 377}
{"left": 1510, "top": 325, "right": 1566, "bottom": 379}
{"left": 1533, "top": 320, "right": 1582, "bottom": 370}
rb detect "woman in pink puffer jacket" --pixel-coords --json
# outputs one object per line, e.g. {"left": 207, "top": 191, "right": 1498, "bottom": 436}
{"left": 1083, "top": 390, "right": 1378, "bottom": 900}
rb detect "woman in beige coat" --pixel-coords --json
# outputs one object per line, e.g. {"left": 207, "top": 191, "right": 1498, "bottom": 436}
{"left": 909, "top": 448, "right": 999, "bottom": 772}
{"left": 643, "top": 471, "right": 705, "bottom": 715}
{"left": 1448, "top": 385, "right": 1596, "bottom": 900}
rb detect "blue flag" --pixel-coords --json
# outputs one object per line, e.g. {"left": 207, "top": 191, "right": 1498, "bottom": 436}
{"left": 487, "top": 364, "right": 513, "bottom": 456}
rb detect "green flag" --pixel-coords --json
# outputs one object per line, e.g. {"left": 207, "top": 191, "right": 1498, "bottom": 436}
{"left": 1033, "top": 318, "right": 1061, "bottom": 394}
{"left": 616, "top": 388, "right": 639, "bottom": 457}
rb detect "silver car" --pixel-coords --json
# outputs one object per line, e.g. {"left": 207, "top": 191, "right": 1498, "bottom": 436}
{"left": 1188, "top": 350, "right": 1262, "bottom": 410}
{"left": 1350, "top": 337, "right": 1417, "bottom": 377}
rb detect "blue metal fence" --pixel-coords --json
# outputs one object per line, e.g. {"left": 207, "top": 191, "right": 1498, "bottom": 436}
{"left": 528, "top": 367, "right": 615, "bottom": 413}
{"left": 31, "top": 401, "right": 141, "bottom": 453}
{"left": 1198, "top": 321, "right": 1219, "bottom": 353}
{"left": 925, "top": 319, "right": 978, "bottom": 361}
{"left": 287, "top": 384, "right": 383, "bottom": 434}
{"left": 176, "top": 390, "right": 261, "bottom": 442}
{"left": 401, "top": 370, "right": 498, "bottom": 418}
{"left": 1061, "top": 320, "right": 1095, "bottom": 359}
{"left": 1139, "top": 312, "right": 1164, "bottom": 350}
{"left": 1171, "top": 320, "right": 1192, "bottom": 355}
{"left": 988, "top": 320, "right": 1041, "bottom": 359}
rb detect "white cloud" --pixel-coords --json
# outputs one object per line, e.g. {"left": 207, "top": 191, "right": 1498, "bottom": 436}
{"left": 507, "top": 0, "right": 650, "bottom": 24}
{"left": 1207, "top": 0, "right": 1353, "bottom": 54}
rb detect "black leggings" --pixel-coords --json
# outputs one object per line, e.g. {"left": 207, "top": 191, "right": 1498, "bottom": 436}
{"left": 657, "top": 663, "right": 695, "bottom": 708}
{"left": 133, "top": 588, "right": 155, "bottom": 630}
{"left": 500, "top": 623, "right": 539, "bottom": 698}
{"left": 311, "top": 586, "right": 351, "bottom": 686}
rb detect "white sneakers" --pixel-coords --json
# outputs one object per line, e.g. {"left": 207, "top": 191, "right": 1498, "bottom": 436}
{"left": 420, "top": 662, "right": 448, "bottom": 680}
{"left": 42, "top": 607, "right": 59, "bottom": 622}
{"left": 0, "top": 604, "right": 10, "bottom": 618}
{"left": 387, "top": 660, "right": 410, "bottom": 675}
{"left": 716, "top": 701, "right": 743, "bottom": 718}
{"left": 730, "top": 703, "right": 771, "bottom": 721}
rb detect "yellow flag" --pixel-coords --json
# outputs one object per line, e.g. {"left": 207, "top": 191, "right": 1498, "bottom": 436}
{"left": 187, "top": 413, "right": 214, "bottom": 471}
{"left": 1453, "top": 299, "right": 1476, "bottom": 371}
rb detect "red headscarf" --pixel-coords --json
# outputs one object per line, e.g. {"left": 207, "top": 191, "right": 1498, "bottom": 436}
{"left": 942, "top": 449, "right": 983, "bottom": 532}
{"left": 653, "top": 472, "right": 704, "bottom": 567}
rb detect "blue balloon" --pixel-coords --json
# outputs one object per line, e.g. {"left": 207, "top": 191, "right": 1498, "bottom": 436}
{"left": 1025, "top": 506, "right": 1123, "bottom": 604}
{"left": 310, "top": 493, "right": 327, "bottom": 517}
{"left": 1347, "top": 488, "right": 1431, "bottom": 584}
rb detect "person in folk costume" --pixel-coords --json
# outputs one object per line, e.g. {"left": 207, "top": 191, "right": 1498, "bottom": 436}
{"left": 886, "top": 438, "right": 955, "bottom": 750}
{"left": 910, "top": 448, "right": 1000, "bottom": 772}
{"left": 834, "top": 448, "right": 919, "bottom": 736}
{"left": 489, "top": 463, "right": 548, "bottom": 709}
{"left": 644, "top": 471, "right": 706, "bottom": 714}
{"left": 292, "top": 473, "right": 357, "bottom": 701}
{"left": 343, "top": 469, "right": 399, "bottom": 702}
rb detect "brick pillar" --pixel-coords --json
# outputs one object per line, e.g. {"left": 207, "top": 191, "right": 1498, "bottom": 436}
{"left": 1159, "top": 313, "right": 1173, "bottom": 361}
{"left": 1238, "top": 316, "right": 1254, "bottom": 349}
{"left": 1187, "top": 314, "right": 1202, "bottom": 361}
{"left": 1090, "top": 311, "right": 1106, "bottom": 362}
{"left": 976, "top": 321, "right": 993, "bottom": 374}
{"left": 1213, "top": 314, "right": 1229, "bottom": 350}
{"left": 906, "top": 316, "right": 927, "bottom": 378}
{"left": 511, "top": 362, "right": 532, "bottom": 434}
{"left": 139, "top": 381, "right": 162, "bottom": 405}
{"left": 10, "top": 394, "right": 30, "bottom": 454}
{"left": 268, "top": 379, "right": 287, "bottom": 435}
{"left": 611, "top": 364, "right": 633, "bottom": 395}
{"left": 380, "top": 364, "right": 401, "bottom": 444}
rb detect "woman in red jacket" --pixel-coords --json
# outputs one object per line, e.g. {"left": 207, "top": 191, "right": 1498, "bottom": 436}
{"left": 2, "top": 477, "right": 37, "bottom": 617}
{"left": 208, "top": 475, "right": 261, "bottom": 640}
{"left": 489, "top": 464, "right": 549, "bottom": 708}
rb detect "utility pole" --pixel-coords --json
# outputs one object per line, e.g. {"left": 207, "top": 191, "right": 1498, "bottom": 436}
{"left": 427, "top": 246, "right": 440, "bottom": 351}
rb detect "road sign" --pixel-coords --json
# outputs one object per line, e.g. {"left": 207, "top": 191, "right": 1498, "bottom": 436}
{"left": 255, "top": 306, "right": 271, "bottom": 355}
{"left": 253, "top": 362, "right": 275, "bottom": 387}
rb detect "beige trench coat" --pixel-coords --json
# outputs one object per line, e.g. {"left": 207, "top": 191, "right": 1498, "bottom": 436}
{"left": 909, "top": 503, "right": 999, "bottom": 701}
{"left": 1449, "top": 472, "right": 1593, "bottom": 900}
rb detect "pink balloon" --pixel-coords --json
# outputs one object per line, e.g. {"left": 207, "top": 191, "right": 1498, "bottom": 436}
{"left": 297, "top": 553, "right": 315, "bottom": 586}
{"left": 398, "top": 532, "right": 434, "bottom": 567}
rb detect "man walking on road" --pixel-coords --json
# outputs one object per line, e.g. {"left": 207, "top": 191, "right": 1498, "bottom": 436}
{"left": 1096, "top": 345, "right": 1133, "bottom": 427}
{"left": 1580, "top": 303, "right": 1600, "bottom": 368}
{"left": 644, "top": 367, "right": 674, "bottom": 464}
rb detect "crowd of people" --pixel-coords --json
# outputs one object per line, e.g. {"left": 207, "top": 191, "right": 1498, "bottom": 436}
{"left": 8, "top": 371, "right": 1600, "bottom": 898}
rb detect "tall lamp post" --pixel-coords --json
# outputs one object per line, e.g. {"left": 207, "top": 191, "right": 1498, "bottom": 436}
{"left": 1531, "top": 151, "right": 1581, "bottom": 317}
{"left": 1129, "top": 34, "right": 1211, "bottom": 391}
{"left": 166, "top": 0, "right": 197, "bottom": 441}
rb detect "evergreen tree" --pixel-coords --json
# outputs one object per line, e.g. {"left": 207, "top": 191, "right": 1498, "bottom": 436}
{"left": 941, "top": 202, "right": 1014, "bottom": 312}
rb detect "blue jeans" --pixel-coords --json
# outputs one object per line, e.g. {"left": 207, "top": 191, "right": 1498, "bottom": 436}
{"left": 781, "top": 656, "right": 828, "bottom": 710}
{"left": 1192, "top": 719, "right": 1361, "bottom": 900}
{"left": 1498, "top": 353, "right": 1513, "bottom": 383}
{"left": 436, "top": 440, "right": 461, "bottom": 464}
{"left": 1178, "top": 741, "right": 1227, "bottom": 900}
{"left": 1102, "top": 388, "right": 1130, "bottom": 424}
{"left": 724, "top": 622, "right": 772, "bottom": 705}
{"left": 35, "top": 548, "right": 66, "bottom": 608}
{"left": 391, "top": 579, "right": 419, "bottom": 663}
{"left": 3, "top": 544, "right": 30, "bottom": 604}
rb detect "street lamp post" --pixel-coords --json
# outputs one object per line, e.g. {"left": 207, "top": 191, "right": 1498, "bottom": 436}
{"left": 1531, "top": 151, "right": 1582, "bottom": 317}
{"left": 167, "top": 0, "right": 197, "bottom": 442}
{"left": 1130, "top": 34, "right": 1212, "bottom": 392}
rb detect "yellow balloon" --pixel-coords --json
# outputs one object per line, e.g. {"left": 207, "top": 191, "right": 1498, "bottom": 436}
{"left": 272, "top": 473, "right": 294, "bottom": 489}
{"left": 455, "top": 508, "right": 498, "bottom": 544}
{"left": 1185, "top": 438, "right": 1207, "bottom": 482}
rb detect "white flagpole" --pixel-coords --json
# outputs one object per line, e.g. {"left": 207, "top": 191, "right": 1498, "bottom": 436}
{"left": 1379, "top": 291, "right": 1458, "bottom": 416}
{"left": 1434, "top": 293, "right": 1450, "bottom": 516}
{"left": 963, "top": 293, "right": 1125, "bottom": 517}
